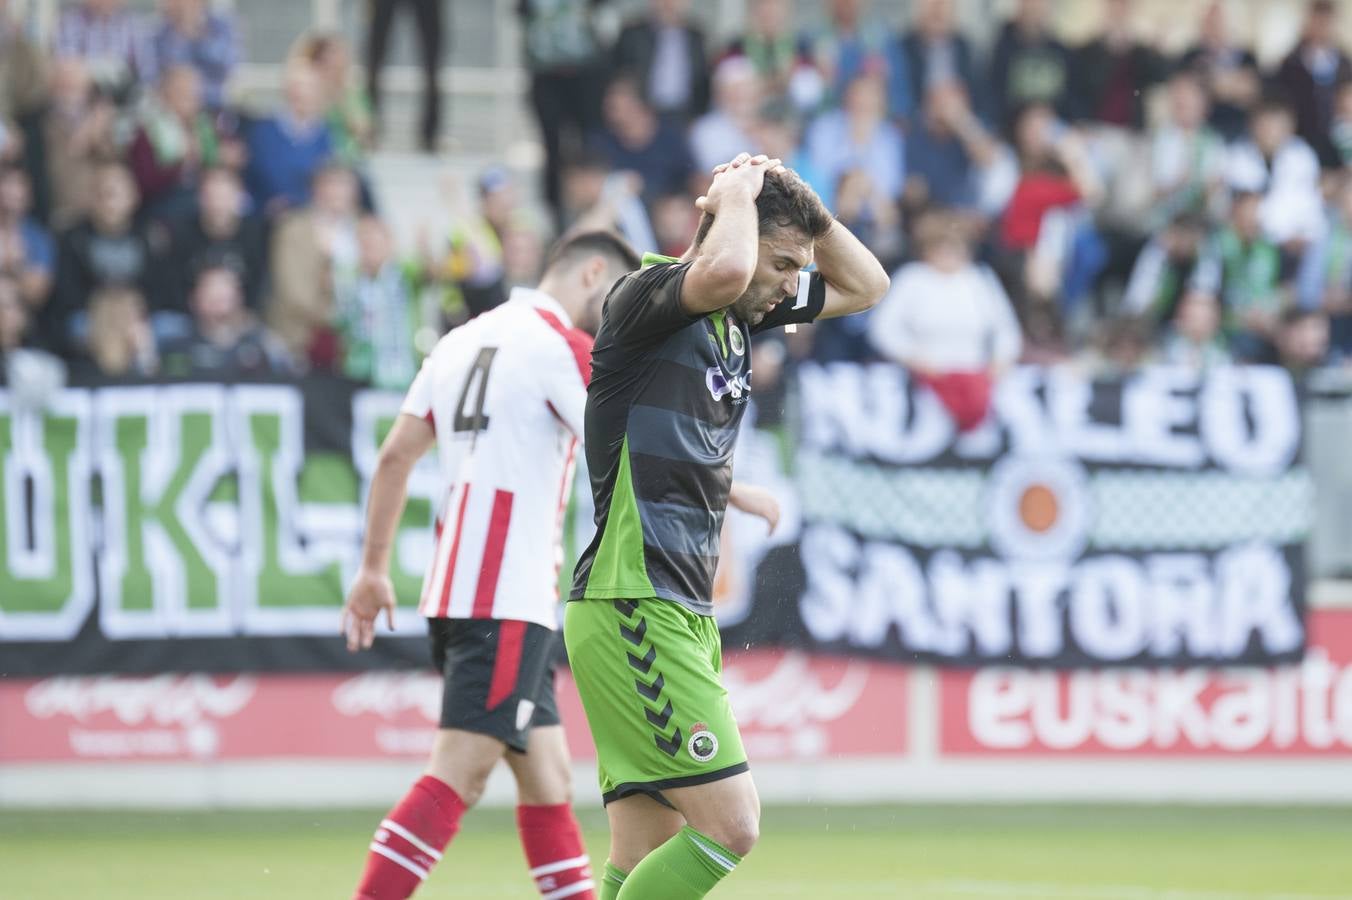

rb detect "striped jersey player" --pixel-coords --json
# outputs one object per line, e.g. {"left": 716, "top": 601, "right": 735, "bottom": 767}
{"left": 341, "top": 232, "right": 641, "bottom": 900}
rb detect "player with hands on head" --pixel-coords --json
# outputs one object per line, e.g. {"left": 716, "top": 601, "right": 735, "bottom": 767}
{"left": 566, "top": 150, "right": 889, "bottom": 900}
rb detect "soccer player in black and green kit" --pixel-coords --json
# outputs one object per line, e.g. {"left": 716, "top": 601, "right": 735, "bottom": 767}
{"left": 565, "top": 152, "right": 890, "bottom": 898}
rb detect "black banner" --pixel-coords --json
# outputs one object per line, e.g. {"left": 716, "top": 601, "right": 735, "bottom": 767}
{"left": 0, "top": 364, "right": 1312, "bottom": 675}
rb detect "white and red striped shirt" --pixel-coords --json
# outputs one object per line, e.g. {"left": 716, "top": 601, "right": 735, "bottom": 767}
{"left": 402, "top": 288, "right": 591, "bottom": 628}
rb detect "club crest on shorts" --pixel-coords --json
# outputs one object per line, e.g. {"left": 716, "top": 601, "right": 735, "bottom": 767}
{"left": 687, "top": 722, "right": 718, "bottom": 763}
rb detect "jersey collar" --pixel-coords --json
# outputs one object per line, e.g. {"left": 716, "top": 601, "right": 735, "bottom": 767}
{"left": 642, "top": 251, "right": 679, "bottom": 267}
{"left": 509, "top": 286, "right": 573, "bottom": 329}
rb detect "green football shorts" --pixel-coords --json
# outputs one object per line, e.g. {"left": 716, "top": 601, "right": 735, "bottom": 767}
{"left": 564, "top": 597, "right": 749, "bottom": 805}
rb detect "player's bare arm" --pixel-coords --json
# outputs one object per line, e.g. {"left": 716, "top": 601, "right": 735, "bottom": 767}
{"left": 729, "top": 482, "right": 780, "bottom": 533}
{"left": 341, "top": 412, "right": 434, "bottom": 652}
{"left": 679, "top": 152, "right": 780, "bottom": 314}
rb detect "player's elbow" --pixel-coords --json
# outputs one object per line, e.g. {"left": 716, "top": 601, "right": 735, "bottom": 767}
{"left": 859, "top": 264, "right": 890, "bottom": 312}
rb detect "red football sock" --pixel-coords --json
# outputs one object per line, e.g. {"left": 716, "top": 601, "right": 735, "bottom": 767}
{"left": 517, "top": 803, "right": 595, "bottom": 899}
{"left": 353, "top": 775, "right": 466, "bottom": 900}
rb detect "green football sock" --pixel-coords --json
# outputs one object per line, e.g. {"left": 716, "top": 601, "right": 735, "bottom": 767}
{"left": 599, "top": 860, "right": 628, "bottom": 900}
{"left": 616, "top": 826, "right": 741, "bottom": 898}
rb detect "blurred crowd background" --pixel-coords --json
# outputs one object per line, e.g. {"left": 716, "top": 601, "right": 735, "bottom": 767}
{"left": 3, "top": 0, "right": 1352, "bottom": 408}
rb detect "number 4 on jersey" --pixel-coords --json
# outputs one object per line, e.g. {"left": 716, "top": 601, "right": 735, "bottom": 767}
{"left": 453, "top": 346, "right": 498, "bottom": 434}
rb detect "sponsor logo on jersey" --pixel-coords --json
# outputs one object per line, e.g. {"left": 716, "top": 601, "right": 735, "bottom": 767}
{"left": 688, "top": 721, "right": 719, "bottom": 762}
{"left": 706, "top": 367, "right": 751, "bottom": 404}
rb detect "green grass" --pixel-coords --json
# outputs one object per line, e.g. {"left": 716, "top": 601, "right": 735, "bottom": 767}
{"left": 1, "top": 805, "right": 1350, "bottom": 899}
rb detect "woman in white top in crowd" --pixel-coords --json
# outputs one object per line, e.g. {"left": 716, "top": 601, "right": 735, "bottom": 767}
{"left": 869, "top": 209, "right": 1023, "bottom": 430}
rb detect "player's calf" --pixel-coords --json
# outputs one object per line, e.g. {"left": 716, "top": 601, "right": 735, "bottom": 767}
{"left": 352, "top": 729, "right": 504, "bottom": 900}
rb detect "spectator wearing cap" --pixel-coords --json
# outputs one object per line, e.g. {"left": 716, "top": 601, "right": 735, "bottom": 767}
{"left": 244, "top": 63, "right": 335, "bottom": 216}
{"left": 802, "top": 67, "right": 904, "bottom": 212}
{"left": 689, "top": 57, "right": 762, "bottom": 175}
{"left": 127, "top": 64, "right": 243, "bottom": 223}
{"left": 613, "top": 0, "right": 710, "bottom": 124}
{"left": 149, "top": 0, "right": 239, "bottom": 110}
{"left": 0, "top": 165, "right": 54, "bottom": 314}
{"left": 812, "top": 0, "right": 913, "bottom": 121}
{"left": 904, "top": 78, "right": 1017, "bottom": 218}
{"left": 869, "top": 211, "right": 1023, "bottom": 432}
{"left": 1179, "top": 1, "right": 1262, "bottom": 142}
{"left": 267, "top": 162, "right": 361, "bottom": 366}
{"left": 1225, "top": 98, "right": 1324, "bottom": 248}
{"left": 430, "top": 168, "right": 518, "bottom": 321}
{"left": 902, "top": 0, "right": 976, "bottom": 114}
{"left": 153, "top": 166, "right": 267, "bottom": 316}
{"left": 1276, "top": 0, "right": 1352, "bottom": 169}
{"left": 54, "top": 0, "right": 153, "bottom": 100}
{"left": 160, "top": 264, "right": 293, "bottom": 378}
{"left": 589, "top": 76, "right": 694, "bottom": 207}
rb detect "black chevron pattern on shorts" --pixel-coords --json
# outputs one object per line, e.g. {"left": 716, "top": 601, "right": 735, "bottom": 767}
{"left": 613, "top": 600, "right": 683, "bottom": 758}
{"left": 635, "top": 673, "right": 665, "bottom": 701}
{"left": 655, "top": 727, "right": 683, "bottom": 757}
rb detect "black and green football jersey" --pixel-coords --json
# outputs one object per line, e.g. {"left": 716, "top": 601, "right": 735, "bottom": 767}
{"left": 570, "top": 253, "right": 825, "bottom": 615}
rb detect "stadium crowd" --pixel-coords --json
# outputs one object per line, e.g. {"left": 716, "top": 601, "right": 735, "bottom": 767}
{"left": 2, "top": 0, "right": 1352, "bottom": 425}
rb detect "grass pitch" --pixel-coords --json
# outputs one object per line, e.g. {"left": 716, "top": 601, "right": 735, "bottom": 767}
{"left": 1, "top": 804, "right": 1349, "bottom": 899}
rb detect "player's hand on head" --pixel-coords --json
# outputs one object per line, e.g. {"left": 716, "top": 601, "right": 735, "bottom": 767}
{"left": 341, "top": 568, "right": 398, "bottom": 652}
{"left": 698, "top": 153, "right": 781, "bottom": 214}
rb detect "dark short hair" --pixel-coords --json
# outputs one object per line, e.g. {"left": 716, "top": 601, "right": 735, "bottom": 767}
{"left": 693, "top": 168, "right": 833, "bottom": 248}
{"left": 544, "top": 229, "right": 641, "bottom": 276}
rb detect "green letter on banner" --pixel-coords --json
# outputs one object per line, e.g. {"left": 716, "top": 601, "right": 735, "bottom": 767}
{"left": 95, "top": 386, "right": 233, "bottom": 637}
{"left": 233, "top": 386, "right": 348, "bottom": 633}
{"left": 0, "top": 391, "right": 95, "bottom": 641}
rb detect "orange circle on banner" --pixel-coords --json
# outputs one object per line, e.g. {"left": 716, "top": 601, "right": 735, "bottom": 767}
{"left": 1018, "top": 484, "right": 1059, "bottom": 533}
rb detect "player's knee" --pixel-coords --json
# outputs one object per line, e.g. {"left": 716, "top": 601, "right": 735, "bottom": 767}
{"left": 720, "top": 818, "right": 759, "bottom": 858}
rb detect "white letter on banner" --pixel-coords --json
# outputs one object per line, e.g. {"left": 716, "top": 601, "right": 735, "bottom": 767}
{"left": 994, "top": 367, "right": 1053, "bottom": 456}
{"left": 1047, "top": 369, "right": 1123, "bottom": 462}
{"left": 1070, "top": 555, "right": 1148, "bottom": 661}
{"left": 1095, "top": 671, "right": 1152, "bottom": 750}
{"left": 968, "top": 670, "right": 1032, "bottom": 749}
{"left": 1216, "top": 543, "right": 1302, "bottom": 657}
{"left": 929, "top": 551, "right": 1012, "bottom": 658}
{"left": 1211, "top": 670, "right": 1269, "bottom": 751}
{"left": 1152, "top": 670, "right": 1212, "bottom": 748}
{"left": 1200, "top": 367, "right": 1300, "bottom": 475}
{"left": 799, "top": 524, "right": 860, "bottom": 643}
{"left": 797, "top": 363, "right": 865, "bottom": 455}
{"left": 1332, "top": 657, "right": 1352, "bottom": 747}
{"left": 1301, "top": 647, "right": 1337, "bottom": 749}
{"left": 858, "top": 542, "right": 935, "bottom": 651}
{"left": 1029, "top": 671, "right": 1093, "bottom": 749}
{"left": 1009, "top": 562, "right": 1068, "bottom": 659}
{"left": 1123, "top": 366, "right": 1204, "bottom": 467}
{"left": 1146, "top": 554, "right": 1217, "bottom": 658}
